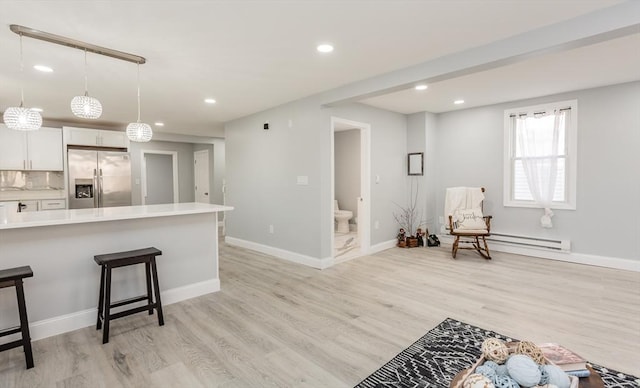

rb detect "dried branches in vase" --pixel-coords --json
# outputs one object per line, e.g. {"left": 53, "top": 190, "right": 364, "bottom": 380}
{"left": 393, "top": 178, "right": 426, "bottom": 247}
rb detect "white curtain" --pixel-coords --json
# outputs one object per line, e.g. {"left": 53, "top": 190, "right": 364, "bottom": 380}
{"left": 516, "top": 110, "right": 566, "bottom": 228}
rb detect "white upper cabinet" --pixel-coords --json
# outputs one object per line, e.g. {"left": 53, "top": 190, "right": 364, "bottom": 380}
{"left": 0, "top": 125, "right": 63, "bottom": 171}
{"left": 99, "top": 130, "right": 129, "bottom": 148}
{"left": 0, "top": 125, "right": 27, "bottom": 170}
{"left": 64, "top": 126, "right": 129, "bottom": 148}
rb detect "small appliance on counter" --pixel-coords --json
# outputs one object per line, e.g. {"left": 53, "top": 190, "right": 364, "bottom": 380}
{"left": 67, "top": 148, "right": 132, "bottom": 209}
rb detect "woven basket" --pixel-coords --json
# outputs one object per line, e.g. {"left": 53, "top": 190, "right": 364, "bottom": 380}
{"left": 450, "top": 342, "right": 579, "bottom": 388}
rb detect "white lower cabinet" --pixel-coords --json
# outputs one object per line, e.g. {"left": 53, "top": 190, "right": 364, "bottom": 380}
{"left": 0, "top": 199, "right": 66, "bottom": 213}
{"left": 39, "top": 199, "right": 66, "bottom": 210}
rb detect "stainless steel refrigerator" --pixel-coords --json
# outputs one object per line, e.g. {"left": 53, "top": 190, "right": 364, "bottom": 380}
{"left": 68, "top": 149, "right": 132, "bottom": 209}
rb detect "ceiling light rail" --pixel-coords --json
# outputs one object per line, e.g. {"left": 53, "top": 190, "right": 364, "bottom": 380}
{"left": 10, "top": 24, "right": 146, "bottom": 64}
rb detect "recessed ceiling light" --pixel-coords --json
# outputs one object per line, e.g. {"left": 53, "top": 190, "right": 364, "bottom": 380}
{"left": 154, "top": 122, "right": 164, "bottom": 127}
{"left": 454, "top": 100, "right": 465, "bottom": 105}
{"left": 33, "top": 65, "right": 53, "bottom": 73}
{"left": 415, "top": 84, "right": 428, "bottom": 91}
{"left": 317, "top": 44, "right": 334, "bottom": 53}
{"left": 31, "top": 107, "right": 43, "bottom": 112}
{"left": 204, "top": 98, "right": 216, "bottom": 104}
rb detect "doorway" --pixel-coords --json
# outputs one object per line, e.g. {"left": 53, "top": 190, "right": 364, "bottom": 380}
{"left": 194, "top": 149, "right": 210, "bottom": 203}
{"left": 141, "top": 150, "right": 179, "bottom": 205}
{"left": 331, "top": 117, "right": 371, "bottom": 263}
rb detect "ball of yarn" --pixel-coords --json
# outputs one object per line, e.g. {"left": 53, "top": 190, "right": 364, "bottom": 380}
{"left": 482, "top": 338, "right": 509, "bottom": 364}
{"left": 516, "top": 341, "right": 545, "bottom": 364}
{"left": 493, "top": 375, "right": 520, "bottom": 388}
{"left": 506, "top": 355, "right": 542, "bottom": 387}
{"left": 463, "top": 373, "right": 495, "bottom": 388}
{"left": 495, "top": 364, "right": 509, "bottom": 376}
{"left": 541, "top": 364, "right": 571, "bottom": 388}
{"left": 475, "top": 365, "right": 497, "bottom": 380}
{"left": 538, "top": 364, "right": 550, "bottom": 385}
{"left": 483, "top": 361, "right": 499, "bottom": 370}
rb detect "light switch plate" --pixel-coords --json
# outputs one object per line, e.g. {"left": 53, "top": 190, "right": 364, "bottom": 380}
{"left": 296, "top": 176, "right": 309, "bottom": 185}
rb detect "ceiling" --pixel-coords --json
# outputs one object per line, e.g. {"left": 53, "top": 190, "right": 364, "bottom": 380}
{"left": 0, "top": 1, "right": 638, "bottom": 138}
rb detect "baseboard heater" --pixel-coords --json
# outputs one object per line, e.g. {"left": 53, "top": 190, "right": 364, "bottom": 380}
{"left": 487, "top": 233, "right": 570, "bottom": 252}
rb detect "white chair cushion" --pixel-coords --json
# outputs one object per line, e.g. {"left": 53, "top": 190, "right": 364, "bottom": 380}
{"left": 453, "top": 207, "right": 487, "bottom": 230}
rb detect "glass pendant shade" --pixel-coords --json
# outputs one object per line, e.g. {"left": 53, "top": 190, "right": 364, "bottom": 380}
{"left": 126, "top": 122, "right": 152, "bottom": 142}
{"left": 3, "top": 105, "right": 43, "bottom": 131}
{"left": 126, "top": 63, "right": 152, "bottom": 142}
{"left": 4, "top": 33, "right": 42, "bottom": 131}
{"left": 70, "top": 94, "right": 102, "bottom": 119}
{"left": 71, "top": 50, "right": 102, "bottom": 119}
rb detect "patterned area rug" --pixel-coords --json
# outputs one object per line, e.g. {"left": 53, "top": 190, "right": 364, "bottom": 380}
{"left": 355, "top": 318, "right": 639, "bottom": 388}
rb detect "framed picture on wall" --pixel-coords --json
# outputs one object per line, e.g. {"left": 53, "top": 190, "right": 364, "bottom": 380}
{"left": 408, "top": 152, "right": 424, "bottom": 176}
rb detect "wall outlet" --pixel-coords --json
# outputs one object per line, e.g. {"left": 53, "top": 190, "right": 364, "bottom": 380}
{"left": 288, "top": 119, "right": 292, "bottom": 128}
{"left": 269, "top": 224, "right": 274, "bottom": 234}
{"left": 374, "top": 220, "right": 379, "bottom": 230}
{"left": 439, "top": 216, "right": 444, "bottom": 224}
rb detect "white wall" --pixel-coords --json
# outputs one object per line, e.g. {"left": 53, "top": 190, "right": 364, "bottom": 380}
{"left": 193, "top": 140, "right": 226, "bottom": 221}
{"left": 225, "top": 98, "right": 407, "bottom": 260}
{"left": 406, "top": 111, "right": 439, "bottom": 235}
{"left": 328, "top": 103, "right": 407, "bottom": 250}
{"left": 432, "top": 81, "right": 640, "bottom": 260}
{"left": 225, "top": 77, "right": 638, "bottom": 264}
{"left": 335, "top": 129, "right": 360, "bottom": 224}
{"left": 129, "top": 140, "right": 195, "bottom": 205}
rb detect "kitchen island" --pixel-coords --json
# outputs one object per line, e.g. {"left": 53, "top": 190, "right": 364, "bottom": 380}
{"left": 0, "top": 202, "right": 232, "bottom": 341}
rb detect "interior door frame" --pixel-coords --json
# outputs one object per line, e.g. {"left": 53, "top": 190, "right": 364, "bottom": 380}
{"left": 140, "top": 150, "right": 179, "bottom": 205}
{"left": 193, "top": 149, "right": 211, "bottom": 204}
{"left": 331, "top": 116, "right": 371, "bottom": 261}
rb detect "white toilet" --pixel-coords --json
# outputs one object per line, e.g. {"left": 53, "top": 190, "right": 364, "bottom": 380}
{"left": 334, "top": 200, "right": 353, "bottom": 233}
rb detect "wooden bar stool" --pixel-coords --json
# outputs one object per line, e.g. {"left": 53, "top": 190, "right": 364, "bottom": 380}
{"left": 94, "top": 247, "right": 164, "bottom": 344}
{"left": 0, "top": 266, "right": 34, "bottom": 369}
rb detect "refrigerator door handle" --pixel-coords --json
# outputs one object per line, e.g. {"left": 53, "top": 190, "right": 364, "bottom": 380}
{"left": 93, "top": 168, "right": 99, "bottom": 208}
{"left": 99, "top": 169, "right": 104, "bottom": 208}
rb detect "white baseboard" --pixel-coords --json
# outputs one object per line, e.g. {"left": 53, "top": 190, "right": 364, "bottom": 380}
{"left": 437, "top": 234, "right": 639, "bottom": 272}
{"left": 29, "top": 279, "right": 220, "bottom": 342}
{"left": 30, "top": 308, "right": 96, "bottom": 342}
{"left": 368, "top": 239, "right": 397, "bottom": 254}
{"left": 161, "top": 279, "right": 220, "bottom": 305}
{"left": 225, "top": 237, "right": 400, "bottom": 269}
{"left": 225, "top": 236, "right": 332, "bottom": 269}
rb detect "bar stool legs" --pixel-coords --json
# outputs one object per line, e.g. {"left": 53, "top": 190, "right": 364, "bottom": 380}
{"left": 150, "top": 259, "right": 164, "bottom": 326}
{"left": 15, "top": 281, "right": 34, "bottom": 369}
{"left": 0, "top": 266, "right": 35, "bottom": 369}
{"left": 94, "top": 247, "right": 164, "bottom": 344}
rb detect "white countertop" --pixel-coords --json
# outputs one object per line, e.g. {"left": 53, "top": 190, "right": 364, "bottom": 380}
{"left": 0, "top": 202, "right": 233, "bottom": 230}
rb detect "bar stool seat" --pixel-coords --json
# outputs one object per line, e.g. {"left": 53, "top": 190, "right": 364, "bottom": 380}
{"left": 0, "top": 265, "right": 34, "bottom": 369}
{"left": 94, "top": 247, "right": 164, "bottom": 344}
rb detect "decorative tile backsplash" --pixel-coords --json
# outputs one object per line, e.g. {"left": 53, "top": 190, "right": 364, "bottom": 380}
{"left": 0, "top": 171, "right": 64, "bottom": 191}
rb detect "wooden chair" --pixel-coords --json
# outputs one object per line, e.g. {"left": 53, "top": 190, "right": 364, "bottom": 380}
{"left": 446, "top": 187, "right": 492, "bottom": 260}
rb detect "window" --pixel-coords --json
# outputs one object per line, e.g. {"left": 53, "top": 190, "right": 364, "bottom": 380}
{"left": 504, "top": 100, "right": 577, "bottom": 209}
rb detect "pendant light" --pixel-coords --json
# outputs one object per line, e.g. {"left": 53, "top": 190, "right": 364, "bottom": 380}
{"left": 126, "top": 62, "right": 152, "bottom": 142}
{"left": 70, "top": 49, "right": 102, "bottom": 119}
{"left": 2, "top": 33, "right": 42, "bottom": 131}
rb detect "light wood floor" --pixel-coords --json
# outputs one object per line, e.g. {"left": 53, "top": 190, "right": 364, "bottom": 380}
{"left": 1, "top": 241, "right": 639, "bottom": 387}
